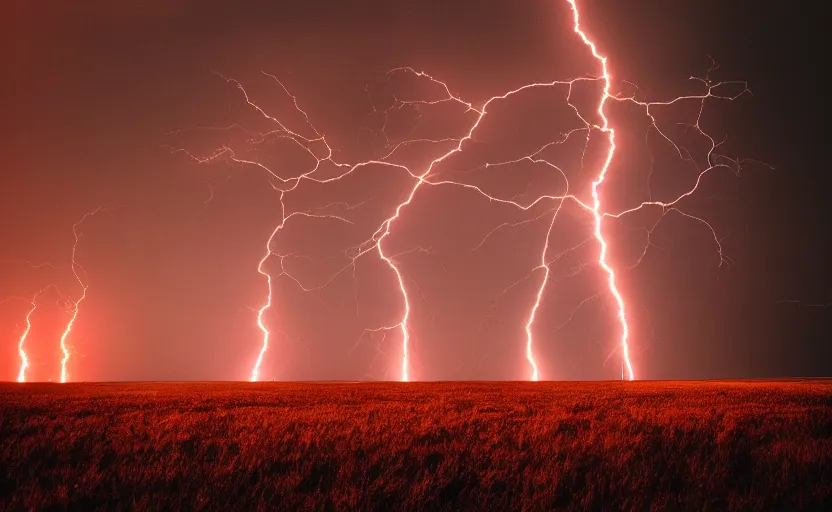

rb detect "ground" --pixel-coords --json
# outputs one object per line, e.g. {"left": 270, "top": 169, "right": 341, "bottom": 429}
{"left": 0, "top": 380, "right": 830, "bottom": 510}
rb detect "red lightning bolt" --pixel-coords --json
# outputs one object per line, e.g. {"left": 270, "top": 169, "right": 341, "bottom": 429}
{"left": 565, "top": 0, "right": 768, "bottom": 379}
{"left": 16, "top": 296, "right": 38, "bottom": 383}
{"left": 58, "top": 207, "right": 106, "bottom": 383}
{"left": 202, "top": 72, "right": 592, "bottom": 382}
{"left": 566, "top": 0, "right": 634, "bottom": 380}
{"left": 172, "top": 1, "right": 761, "bottom": 382}
{"left": 2, "top": 262, "right": 64, "bottom": 383}
{"left": 14, "top": 286, "right": 56, "bottom": 383}
{"left": 250, "top": 190, "right": 287, "bottom": 383}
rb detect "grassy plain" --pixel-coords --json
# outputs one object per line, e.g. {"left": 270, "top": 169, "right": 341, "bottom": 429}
{"left": 1, "top": 380, "right": 830, "bottom": 511}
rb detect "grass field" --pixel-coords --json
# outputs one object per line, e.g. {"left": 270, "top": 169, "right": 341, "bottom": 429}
{"left": 1, "top": 380, "right": 830, "bottom": 511}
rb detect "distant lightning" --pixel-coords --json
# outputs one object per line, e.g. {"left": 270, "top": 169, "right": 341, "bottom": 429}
{"left": 173, "top": 0, "right": 760, "bottom": 382}
{"left": 250, "top": 190, "right": 285, "bottom": 383}
{"left": 59, "top": 207, "right": 107, "bottom": 383}
{"left": 15, "top": 286, "right": 55, "bottom": 383}
{"left": 2, "top": 261, "right": 65, "bottom": 383}
{"left": 16, "top": 299, "right": 37, "bottom": 383}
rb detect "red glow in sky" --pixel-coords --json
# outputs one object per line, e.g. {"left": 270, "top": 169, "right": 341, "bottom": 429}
{"left": 5, "top": 0, "right": 820, "bottom": 382}
{"left": 171, "top": 0, "right": 760, "bottom": 382}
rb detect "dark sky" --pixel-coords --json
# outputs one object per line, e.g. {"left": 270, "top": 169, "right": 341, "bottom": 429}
{"left": 1, "top": 0, "right": 828, "bottom": 382}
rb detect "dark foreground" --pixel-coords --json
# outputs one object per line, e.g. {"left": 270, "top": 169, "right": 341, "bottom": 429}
{"left": 1, "top": 381, "right": 830, "bottom": 511}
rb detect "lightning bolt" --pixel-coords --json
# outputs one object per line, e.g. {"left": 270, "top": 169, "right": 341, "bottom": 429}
{"left": 172, "top": 0, "right": 762, "bottom": 382}
{"left": 58, "top": 207, "right": 107, "bottom": 383}
{"left": 2, "top": 262, "right": 64, "bottom": 383}
{"left": 250, "top": 190, "right": 285, "bottom": 383}
{"left": 16, "top": 300, "right": 36, "bottom": 383}
{"left": 566, "top": 0, "right": 634, "bottom": 380}
{"left": 15, "top": 286, "right": 55, "bottom": 383}
{"left": 184, "top": 72, "right": 594, "bottom": 382}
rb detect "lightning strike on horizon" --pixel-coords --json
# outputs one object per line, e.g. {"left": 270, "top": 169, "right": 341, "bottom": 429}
{"left": 566, "top": 0, "right": 634, "bottom": 381}
{"left": 2, "top": 261, "right": 66, "bottom": 383}
{"left": 16, "top": 300, "right": 36, "bottom": 383}
{"left": 16, "top": 303, "right": 37, "bottom": 382}
{"left": 179, "top": 72, "right": 599, "bottom": 381}
{"left": 15, "top": 286, "right": 56, "bottom": 383}
{"left": 58, "top": 207, "right": 106, "bottom": 383}
{"left": 250, "top": 189, "right": 286, "bottom": 382}
{"left": 174, "top": 0, "right": 759, "bottom": 382}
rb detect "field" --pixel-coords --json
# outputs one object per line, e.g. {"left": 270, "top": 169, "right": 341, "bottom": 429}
{"left": 1, "top": 381, "right": 830, "bottom": 511}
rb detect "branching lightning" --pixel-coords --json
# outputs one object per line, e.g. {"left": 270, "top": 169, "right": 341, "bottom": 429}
{"left": 173, "top": 0, "right": 761, "bottom": 382}
{"left": 58, "top": 207, "right": 106, "bottom": 383}
{"left": 566, "top": 0, "right": 634, "bottom": 380}
{"left": 2, "top": 261, "right": 66, "bottom": 383}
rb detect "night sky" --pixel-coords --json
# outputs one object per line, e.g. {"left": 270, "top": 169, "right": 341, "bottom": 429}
{"left": 1, "top": 1, "right": 828, "bottom": 382}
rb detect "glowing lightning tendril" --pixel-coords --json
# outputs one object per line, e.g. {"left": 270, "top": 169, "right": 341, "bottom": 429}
{"left": 16, "top": 299, "right": 38, "bottom": 383}
{"left": 250, "top": 191, "right": 286, "bottom": 382}
{"left": 58, "top": 208, "right": 105, "bottom": 383}
{"left": 567, "top": 0, "right": 634, "bottom": 381}
{"left": 13, "top": 285, "right": 58, "bottom": 383}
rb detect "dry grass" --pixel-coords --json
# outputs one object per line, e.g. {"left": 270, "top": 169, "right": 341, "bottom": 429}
{"left": 1, "top": 380, "right": 830, "bottom": 511}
